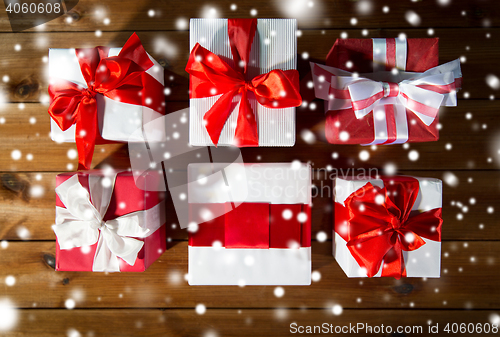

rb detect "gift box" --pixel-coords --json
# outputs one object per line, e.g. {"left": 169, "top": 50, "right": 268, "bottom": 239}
{"left": 310, "top": 38, "right": 462, "bottom": 145}
{"left": 186, "top": 18, "right": 302, "bottom": 147}
{"left": 53, "top": 170, "right": 166, "bottom": 272}
{"left": 333, "top": 176, "right": 443, "bottom": 279}
{"left": 48, "top": 33, "right": 165, "bottom": 170}
{"left": 188, "top": 163, "right": 311, "bottom": 285}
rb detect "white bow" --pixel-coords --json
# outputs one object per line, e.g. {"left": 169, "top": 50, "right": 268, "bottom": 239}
{"left": 346, "top": 71, "right": 456, "bottom": 126}
{"left": 53, "top": 173, "right": 163, "bottom": 272}
{"left": 311, "top": 59, "right": 462, "bottom": 126}
{"left": 310, "top": 59, "right": 461, "bottom": 145}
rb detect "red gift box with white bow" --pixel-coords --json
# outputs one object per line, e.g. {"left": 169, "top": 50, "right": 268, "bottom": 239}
{"left": 311, "top": 38, "right": 462, "bottom": 145}
{"left": 53, "top": 170, "right": 166, "bottom": 272}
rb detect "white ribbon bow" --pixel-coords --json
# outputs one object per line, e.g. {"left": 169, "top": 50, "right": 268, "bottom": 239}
{"left": 311, "top": 59, "right": 462, "bottom": 126}
{"left": 310, "top": 59, "right": 462, "bottom": 145}
{"left": 53, "top": 173, "right": 163, "bottom": 272}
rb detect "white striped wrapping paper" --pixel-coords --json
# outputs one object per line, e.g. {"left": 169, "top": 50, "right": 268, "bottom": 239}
{"left": 189, "top": 18, "right": 297, "bottom": 147}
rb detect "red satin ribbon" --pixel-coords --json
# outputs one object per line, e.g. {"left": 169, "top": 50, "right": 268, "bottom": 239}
{"left": 189, "top": 202, "right": 311, "bottom": 249}
{"left": 48, "top": 33, "right": 155, "bottom": 170}
{"left": 340, "top": 177, "right": 442, "bottom": 279}
{"left": 185, "top": 18, "right": 302, "bottom": 147}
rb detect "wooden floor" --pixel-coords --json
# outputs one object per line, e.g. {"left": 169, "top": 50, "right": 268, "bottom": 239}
{"left": 1, "top": 0, "right": 500, "bottom": 336}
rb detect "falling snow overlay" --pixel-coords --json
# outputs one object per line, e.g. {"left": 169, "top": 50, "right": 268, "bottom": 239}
{"left": 0, "top": 0, "right": 499, "bottom": 335}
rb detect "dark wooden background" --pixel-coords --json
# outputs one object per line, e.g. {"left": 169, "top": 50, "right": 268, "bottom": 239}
{"left": 1, "top": 0, "right": 499, "bottom": 336}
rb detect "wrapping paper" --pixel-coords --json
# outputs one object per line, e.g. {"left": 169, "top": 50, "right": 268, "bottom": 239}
{"left": 49, "top": 39, "right": 165, "bottom": 145}
{"left": 188, "top": 18, "right": 298, "bottom": 147}
{"left": 333, "top": 176, "right": 442, "bottom": 278}
{"left": 318, "top": 38, "right": 452, "bottom": 144}
{"left": 54, "top": 170, "right": 166, "bottom": 272}
{"left": 188, "top": 163, "right": 311, "bottom": 285}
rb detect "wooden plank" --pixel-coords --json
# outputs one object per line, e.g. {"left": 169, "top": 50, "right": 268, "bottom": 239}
{"left": 0, "top": 100, "right": 498, "bottom": 172}
{"left": 0, "top": 0, "right": 498, "bottom": 32}
{"left": 1, "top": 169, "right": 499, "bottom": 242}
{"left": 3, "top": 309, "right": 500, "bottom": 337}
{"left": 0, "top": 29, "right": 497, "bottom": 103}
{"left": 0, "top": 241, "right": 498, "bottom": 309}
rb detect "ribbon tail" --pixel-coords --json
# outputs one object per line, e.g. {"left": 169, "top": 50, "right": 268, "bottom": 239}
{"left": 75, "top": 98, "right": 98, "bottom": 170}
{"left": 381, "top": 243, "right": 405, "bottom": 279}
{"left": 92, "top": 230, "right": 121, "bottom": 272}
{"left": 203, "top": 88, "right": 239, "bottom": 146}
{"left": 234, "top": 89, "right": 258, "bottom": 147}
{"left": 117, "top": 33, "right": 154, "bottom": 71}
{"left": 228, "top": 19, "right": 257, "bottom": 74}
{"left": 102, "top": 226, "right": 145, "bottom": 267}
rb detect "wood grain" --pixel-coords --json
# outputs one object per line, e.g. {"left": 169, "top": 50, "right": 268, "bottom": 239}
{"left": 1, "top": 169, "right": 499, "bottom": 241}
{"left": 0, "top": 100, "right": 498, "bottom": 172}
{"left": 0, "top": 0, "right": 498, "bottom": 32}
{"left": 0, "top": 1, "right": 499, "bottom": 335}
{"left": 0, "top": 28, "right": 497, "bottom": 104}
{"left": 4, "top": 309, "right": 500, "bottom": 337}
{"left": 0, "top": 241, "right": 498, "bottom": 309}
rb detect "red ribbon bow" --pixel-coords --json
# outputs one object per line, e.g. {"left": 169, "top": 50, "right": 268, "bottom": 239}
{"left": 48, "top": 33, "right": 154, "bottom": 170}
{"left": 185, "top": 19, "right": 302, "bottom": 147}
{"left": 340, "top": 177, "right": 442, "bottom": 279}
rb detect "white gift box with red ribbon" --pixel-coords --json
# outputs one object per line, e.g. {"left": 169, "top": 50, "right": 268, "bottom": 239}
{"left": 188, "top": 19, "right": 298, "bottom": 147}
{"left": 188, "top": 163, "right": 312, "bottom": 285}
{"left": 49, "top": 47, "right": 164, "bottom": 143}
{"left": 333, "top": 176, "right": 442, "bottom": 278}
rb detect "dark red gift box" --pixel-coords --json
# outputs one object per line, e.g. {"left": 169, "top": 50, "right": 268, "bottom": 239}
{"left": 323, "top": 38, "right": 441, "bottom": 145}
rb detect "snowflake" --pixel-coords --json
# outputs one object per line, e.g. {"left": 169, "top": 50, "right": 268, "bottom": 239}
{"left": 332, "top": 304, "right": 343, "bottom": 315}
{"left": 408, "top": 150, "right": 419, "bottom": 161}
{"left": 274, "top": 287, "right": 285, "bottom": 298}
{"left": 65, "top": 298, "right": 75, "bottom": 310}
{"left": 486, "top": 74, "right": 500, "bottom": 90}
{"left": 300, "top": 130, "right": 316, "bottom": 144}
{"left": 195, "top": 304, "right": 206, "bottom": 315}
{"left": 443, "top": 172, "right": 459, "bottom": 187}
{"left": 16, "top": 226, "right": 30, "bottom": 240}
{"left": 175, "top": 18, "right": 188, "bottom": 30}
{"left": 359, "top": 150, "right": 370, "bottom": 161}
{"left": 282, "top": 209, "right": 292, "bottom": 220}
{"left": 383, "top": 163, "right": 397, "bottom": 175}
{"left": 355, "top": 0, "right": 373, "bottom": 15}
{"left": 316, "top": 231, "right": 327, "bottom": 242}
{"left": 311, "top": 271, "right": 321, "bottom": 282}
{"left": 11, "top": 150, "right": 21, "bottom": 160}
{"left": 30, "top": 185, "right": 45, "bottom": 198}
{"left": 0, "top": 299, "right": 18, "bottom": 331}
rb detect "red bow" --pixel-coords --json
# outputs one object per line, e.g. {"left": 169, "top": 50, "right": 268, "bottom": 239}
{"left": 185, "top": 18, "right": 302, "bottom": 147}
{"left": 340, "top": 177, "right": 442, "bottom": 279}
{"left": 48, "top": 33, "right": 154, "bottom": 170}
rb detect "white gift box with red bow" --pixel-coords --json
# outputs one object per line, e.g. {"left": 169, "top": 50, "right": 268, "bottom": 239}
{"left": 333, "top": 176, "right": 442, "bottom": 278}
{"left": 188, "top": 18, "right": 298, "bottom": 147}
{"left": 48, "top": 47, "right": 164, "bottom": 143}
